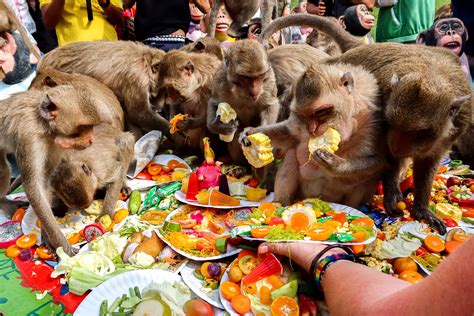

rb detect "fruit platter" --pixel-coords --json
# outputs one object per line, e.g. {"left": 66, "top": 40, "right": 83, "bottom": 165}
{"left": 229, "top": 199, "right": 376, "bottom": 245}
{"left": 158, "top": 206, "right": 242, "bottom": 260}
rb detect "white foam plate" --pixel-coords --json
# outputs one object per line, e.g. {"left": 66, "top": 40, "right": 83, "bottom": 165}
{"left": 398, "top": 222, "right": 474, "bottom": 240}
{"left": 181, "top": 261, "right": 224, "bottom": 309}
{"left": 74, "top": 270, "right": 183, "bottom": 316}
{"left": 158, "top": 209, "right": 241, "bottom": 261}
{"left": 240, "top": 203, "right": 377, "bottom": 245}
{"left": 174, "top": 190, "right": 274, "bottom": 209}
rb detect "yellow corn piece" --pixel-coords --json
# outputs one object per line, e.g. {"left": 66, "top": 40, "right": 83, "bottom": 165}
{"left": 242, "top": 133, "right": 274, "bottom": 168}
{"left": 308, "top": 128, "right": 341, "bottom": 155}
{"left": 169, "top": 113, "right": 188, "bottom": 134}
{"left": 217, "top": 103, "right": 237, "bottom": 142}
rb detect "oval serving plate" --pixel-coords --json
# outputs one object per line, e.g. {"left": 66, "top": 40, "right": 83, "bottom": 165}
{"left": 174, "top": 190, "right": 274, "bottom": 209}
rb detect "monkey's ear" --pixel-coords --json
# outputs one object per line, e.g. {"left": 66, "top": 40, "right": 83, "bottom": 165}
{"left": 340, "top": 72, "right": 354, "bottom": 93}
{"left": 416, "top": 31, "right": 427, "bottom": 45}
{"left": 338, "top": 16, "right": 346, "bottom": 30}
{"left": 181, "top": 61, "right": 194, "bottom": 76}
{"left": 39, "top": 94, "right": 59, "bottom": 121}
{"left": 42, "top": 76, "right": 58, "bottom": 88}
{"left": 390, "top": 73, "right": 400, "bottom": 87}
{"left": 151, "top": 60, "right": 160, "bottom": 73}
{"left": 449, "top": 95, "right": 471, "bottom": 117}
{"left": 194, "top": 40, "right": 206, "bottom": 52}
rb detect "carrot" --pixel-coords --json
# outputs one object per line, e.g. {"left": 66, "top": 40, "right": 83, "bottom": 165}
{"left": 462, "top": 210, "right": 474, "bottom": 218}
{"left": 260, "top": 285, "right": 272, "bottom": 305}
{"left": 424, "top": 235, "right": 445, "bottom": 253}
{"left": 445, "top": 240, "right": 462, "bottom": 254}
{"left": 221, "top": 281, "right": 240, "bottom": 301}
{"left": 231, "top": 294, "right": 251, "bottom": 315}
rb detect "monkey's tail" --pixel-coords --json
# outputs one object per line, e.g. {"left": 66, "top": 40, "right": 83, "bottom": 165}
{"left": 259, "top": 14, "right": 362, "bottom": 53}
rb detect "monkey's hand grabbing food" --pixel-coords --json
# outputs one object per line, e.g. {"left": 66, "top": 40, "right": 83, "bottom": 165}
{"left": 241, "top": 133, "right": 274, "bottom": 168}
{"left": 208, "top": 112, "right": 239, "bottom": 135}
{"left": 412, "top": 205, "right": 448, "bottom": 235}
{"left": 216, "top": 102, "right": 237, "bottom": 142}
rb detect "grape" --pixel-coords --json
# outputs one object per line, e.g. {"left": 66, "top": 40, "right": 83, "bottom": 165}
{"left": 207, "top": 263, "right": 221, "bottom": 278}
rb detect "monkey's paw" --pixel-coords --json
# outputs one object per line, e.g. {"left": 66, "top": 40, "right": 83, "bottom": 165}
{"left": 312, "top": 149, "right": 344, "bottom": 172}
{"left": 211, "top": 116, "right": 239, "bottom": 135}
{"left": 412, "top": 207, "right": 447, "bottom": 235}
{"left": 176, "top": 116, "right": 194, "bottom": 131}
{"left": 63, "top": 244, "right": 80, "bottom": 256}
{"left": 121, "top": 185, "right": 131, "bottom": 197}
{"left": 383, "top": 191, "right": 404, "bottom": 217}
{"left": 238, "top": 127, "right": 255, "bottom": 147}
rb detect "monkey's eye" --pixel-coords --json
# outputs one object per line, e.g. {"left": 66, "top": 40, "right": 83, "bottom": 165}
{"left": 452, "top": 22, "right": 463, "bottom": 32}
{"left": 449, "top": 106, "right": 461, "bottom": 117}
{"left": 438, "top": 24, "right": 450, "bottom": 35}
{"left": 81, "top": 164, "right": 92, "bottom": 176}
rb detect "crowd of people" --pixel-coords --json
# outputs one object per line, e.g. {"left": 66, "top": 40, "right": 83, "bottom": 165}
{"left": 1, "top": 0, "right": 473, "bottom": 314}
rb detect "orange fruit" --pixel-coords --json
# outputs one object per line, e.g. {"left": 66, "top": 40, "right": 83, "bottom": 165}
{"left": 36, "top": 246, "right": 53, "bottom": 259}
{"left": 260, "top": 285, "right": 271, "bottom": 305}
{"left": 445, "top": 240, "right": 462, "bottom": 254}
{"left": 271, "top": 296, "right": 299, "bottom": 316}
{"left": 231, "top": 294, "right": 251, "bottom": 315}
{"left": 167, "top": 159, "right": 181, "bottom": 170}
{"left": 351, "top": 217, "right": 375, "bottom": 227}
{"left": 67, "top": 232, "right": 81, "bottom": 245}
{"left": 306, "top": 223, "right": 335, "bottom": 241}
{"left": 16, "top": 234, "right": 37, "bottom": 249}
{"left": 6, "top": 244, "right": 20, "bottom": 258}
{"left": 152, "top": 175, "right": 172, "bottom": 183}
{"left": 453, "top": 232, "right": 468, "bottom": 243}
{"left": 113, "top": 209, "right": 129, "bottom": 224}
{"left": 393, "top": 257, "right": 418, "bottom": 274}
{"left": 399, "top": 270, "right": 424, "bottom": 284}
{"left": 251, "top": 227, "right": 270, "bottom": 238}
{"left": 11, "top": 208, "right": 26, "bottom": 222}
{"left": 148, "top": 165, "right": 162, "bottom": 176}
{"left": 221, "top": 281, "right": 240, "bottom": 301}
{"left": 424, "top": 235, "right": 445, "bottom": 253}
{"left": 289, "top": 212, "right": 311, "bottom": 231}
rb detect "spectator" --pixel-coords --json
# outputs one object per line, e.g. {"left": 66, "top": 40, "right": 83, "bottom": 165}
{"left": 40, "top": 0, "right": 124, "bottom": 46}
{"left": 124, "top": 0, "right": 210, "bottom": 52}
{"left": 258, "top": 237, "right": 474, "bottom": 315}
{"left": 186, "top": 2, "right": 208, "bottom": 43}
{"left": 333, "top": 0, "right": 374, "bottom": 18}
{"left": 307, "top": 0, "right": 334, "bottom": 16}
{"left": 375, "top": 0, "right": 435, "bottom": 43}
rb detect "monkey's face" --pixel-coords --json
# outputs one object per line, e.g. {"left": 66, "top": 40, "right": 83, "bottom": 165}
{"left": 39, "top": 85, "right": 100, "bottom": 150}
{"left": 228, "top": 70, "right": 268, "bottom": 102}
{"left": 387, "top": 74, "right": 470, "bottom": 158}
{"left": 52, "top": 161, "right": 97, "bottom": 209}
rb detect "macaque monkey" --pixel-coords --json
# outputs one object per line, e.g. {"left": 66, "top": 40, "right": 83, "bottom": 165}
{"left": 306, "top": 27, "right": 342, "bottom": 56}
{"left": 158, "top": 50, "right": 222, "bottom": 153}
{"left": 50, "top": 124, "right": 135, "bottom": 219}
{"left": 240, "top": 64, "right": 387, "bottom": 207}
{"left": 260, "top": 14, "right": 474, "bottom": 233}
{"left": 207, "top": 0, "right": 276, "bottom": 38}
{"left": 182, "top": 37, "right": 224, "bottom": 60}
{"left": 38, "top": 40, "right": 167, "bottom": 137}
{"left": 0, "top": 0, "right": 41, "bottom": 66}
{"left": 207, "top": 39, "right": 280, "bottom": 188}
{"left": 30, "top": 69, "right": 125, "bottom": 130}
{"left": 0, "top": 85, "right": 101, "bottom": 255}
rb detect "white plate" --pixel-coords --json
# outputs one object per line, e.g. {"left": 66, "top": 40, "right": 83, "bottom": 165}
{"left": 74, "top": 270, "right": 183, "bottom": 316}
{"left": 158, "top": 209, "right": 241, "bottom": 261}
{"left": 181, "top": 261, "right": 224, "bottom": 309}
{"left": 152, "top": 154, "right": 191, "bottom": 171}
{"left": 240, "top": 203, "right": 377, "bottom": 245}
{"left": 398, "top": 222, "right": 474, "bottom": 240}
{"left": 22, "top": 200, "right": 127, "bottom": 246}
{"left": 174, "top": 190, "right": 274, "bottom": 209}
{"left": 219, "top": 270, "right": 251, "bottom": 316}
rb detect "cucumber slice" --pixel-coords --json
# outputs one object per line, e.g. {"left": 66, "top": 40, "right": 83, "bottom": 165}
{"left": 162, "top": 221, "right": 181, "bottom": 232}
{"left": 215, "top": 237, "right": 227, "bottom": 253}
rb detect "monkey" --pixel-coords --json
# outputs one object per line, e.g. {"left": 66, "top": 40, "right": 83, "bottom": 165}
{"left": 0, "top": 84, "right": 102, "bottom": 256}
{"left": 306, "top": 28, "right": 342, "bottom": 56}
{"left": 182, "top": 36, "right": 224, "bottom": 61}
{"left": 157, "top": 50, "right": 222, "bottom": 154}
{"left": 207, "top": 39, "right": 280, "bottom": 188}
{"left": 267, "top": 44, "right": 329, "bottom": 119}
{"left": 30, "top": 69, "right": 125, "bottom": 131}
{"left": 260, "top": 14, "right": 474, "bottom": 233}
{"left": 0, "top": 0, "right": 41, "bottom": 69}
{"left": 50, "top": 124, "right": 135, "bottom": 219}
{"left": 240, "top": 63, "right": 387, "bottom": 207}
{"left": 207, "top": 0, "right": 276, "bottom": 38}
{"left": 37, "top": 40, "right": 167, "bottom": 138}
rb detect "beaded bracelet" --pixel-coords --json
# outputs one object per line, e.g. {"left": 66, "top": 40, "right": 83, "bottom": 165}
{"left": 309, "top": 245, "right": 357, "bottom": 292}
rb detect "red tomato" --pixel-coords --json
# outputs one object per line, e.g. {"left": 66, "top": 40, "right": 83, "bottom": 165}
{"left": 415, "top": 247, "right": 429, "bottom": 257}
{"left": 399, "top": 176, "right": 414, "bottom": 193}
{"left": 269, "top": 217, "right": 284, "bottom": 226}
{"left": 183, "top": 298, "right": 214, "bottom": 316}
{"left": 443, "top": 218, "right": 458, "bottom": 228}
{"left": 136, "top": 171, "right": 152, "bottom": 180}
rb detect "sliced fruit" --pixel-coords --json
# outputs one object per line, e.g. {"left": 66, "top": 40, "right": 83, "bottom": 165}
{"left": 167, "top": 160, "right": 181, "bottom": 170}
{"left": 113, "top": 209, "right": 129, "bottom": 224}
{"left": 271, "top": 296, "right": 299, "bottom": 316}
{"left": 424, "top": 235, "right": 445, "bottom": 253}
{"left": 6, "top": 244, "right": 20, "bottom": 258}
{"left": 306, "top": 223, "right": 335, "bottom": 241}
{"left": 398, "top": 270, "right": 423, "bottom": 284}
{"left": 260, "top": 285, "right": 272, "bottom": 305}
{"left": 238, "top": 255, "right": 259, "bottom": 274}
{"left": 16, "top": 234, "right": 37, "bottom": 249}
{"left": 67, "top": 232, "right": 81, "bottom": 245}
{"left": 243, "top": 283, "right": 257, "bottom": 295}
{"left": 268, "top": 274, "right": 285, "bottom": 291}
{"left": 445, "top": 240, "right": 462, "bottom": 254}
{"left": 220, "top": 281, "right": 240, "bottom": 301}
{"left": 350, "top": 217, "right": 375, "bottom": 227}
{"left": 200, "top": 262, "right": 212, "bottom": 279}
{"left": 231, "top": 294, "right": 251, "bottom": 315}
{"left": 270, "top": 280, "right": 298, "bottom": 300}
{"left": 36, "top": 246, "right": 53, "bottom": 259}
{"left": 215, "top": 237, "right": 227, "bottom": 253}
{"left": 11, "top": 208, "right": 26, "bottom": 222}
{"left": 350, "top": 231, "right": 367, "bottom": 243}
{"left": 393, "top": 257, "right": 418, "bottom": 274}
{"left": 250, "top": 227, "right": 270, "bottom": 238}
{"left": 209, "top": 190, "right": 240, "bottom": 207}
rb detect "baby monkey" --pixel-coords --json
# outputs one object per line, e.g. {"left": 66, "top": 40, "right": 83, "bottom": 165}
{"left": 240, "top": 64, "right": 388, "bottom": 207}
{"left": 50, "top": 124, "right": 135, "bottom": 219}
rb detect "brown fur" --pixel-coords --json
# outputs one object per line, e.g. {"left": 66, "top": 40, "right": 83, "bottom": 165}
{"left": 158, "top": 50, "right": 222, "bottom": 153}
{"left": 182, "top": 37, "right": 224, "bottom": 60}
{"left": 0, "top": 0, "right": 41, "bottom": 66}
{"left": 261, "top": 14, "right": 474, "bottom": 233}
{"left": 38, "top": 40, "right": 167, "bottom": 137}
{"left": 0, "top": 85, "right": 101, "bottom": 256}
{"left": 306, "top": 29, "right": 342, "bottom": 56}
{"left": 30, "top": 69, "right": 125, "bottom": 131}
{"left": 207, "top": 0, "right": 275, "bottom": 38}
{"left": 50, "top": 124, "right": 135, "bottom": 219}
{"left": 240, "top": 63, "right": 387, "bottom": 207}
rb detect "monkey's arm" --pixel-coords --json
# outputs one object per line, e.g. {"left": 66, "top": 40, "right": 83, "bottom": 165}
{"left": 0, "top": 150, "right": 11, "bottom": 196}
{"left": 206, "top": 0, "right": 221, "bottom": 38}
{"left": 240, "top": 122, "right": 297, "bottom": 151}
{"left": 41, "top": 0, "right": 65, "bottom": 30}
{"left": 259, "top": 99, "right": 280, "bottom": 126}
{"left": 16, "top": 142, "right": 73, "bottom": 254}
{"left": 411, "top": 154, "right": 447, "bottom": 234}
{"left": 179, "top": 111, "right": 208, "bottom": 131}
{"left": 207, "top": 96, "right": 239, "bottom": 135}
{"left": 382, "top": 158, "right": 405, "bottom": 217}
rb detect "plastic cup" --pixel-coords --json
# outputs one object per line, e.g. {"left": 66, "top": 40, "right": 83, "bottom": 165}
{"left": 186, "top": 172, "right": 199, "bottom": 201}
{"left": 243, "top": 253, "right": 283, "bottom": 285}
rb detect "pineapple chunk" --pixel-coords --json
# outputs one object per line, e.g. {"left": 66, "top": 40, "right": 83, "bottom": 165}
{"left": 308, "top": 128, "right": 341, "bottom": 155}
{"left": 242, "top": 133, "right": 274, "bottom": 168}
{"left": 435, "top": 203, "right": 462, "bottom": 222}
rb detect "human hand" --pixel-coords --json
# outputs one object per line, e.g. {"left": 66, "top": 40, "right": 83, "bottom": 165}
{"left": 318, "top": 0, "right": 326, "bottom": 16}
{"left": 258, "top": 242, "right": 345, "bottom": 273}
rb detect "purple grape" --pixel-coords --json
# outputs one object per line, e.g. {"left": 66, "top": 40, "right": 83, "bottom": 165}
{"left": 207, "top": 263, "right": 221, "bottom": 278}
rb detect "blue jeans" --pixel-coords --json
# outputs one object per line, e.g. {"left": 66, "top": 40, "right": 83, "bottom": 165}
{"left": 143, "top": 41, "right": 185, "bottom": 52}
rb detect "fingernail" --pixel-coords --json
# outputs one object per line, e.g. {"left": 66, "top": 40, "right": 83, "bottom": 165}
{"left": 260, "top": 245, "right": 268, "bottom": 253}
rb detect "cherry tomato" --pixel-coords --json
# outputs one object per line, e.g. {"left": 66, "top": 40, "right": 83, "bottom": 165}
{"left": 443, "top": 218, "right": 458, "bottom": 228}
{"left": 148, "top": 165, "right": 163, "bottom": 176}
{"left": 136, "top": 170, "right": 152, "bottom": 180}
{"left": 415, "top": 246, "right": 429, "bottom": 257}
{"left": 269, "top": 217, "right": 284, "bottom": 226}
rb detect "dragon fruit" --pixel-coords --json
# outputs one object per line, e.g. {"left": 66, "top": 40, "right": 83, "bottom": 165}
{"left": 196, "top": 137, "right": 222, "bottom": 190}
